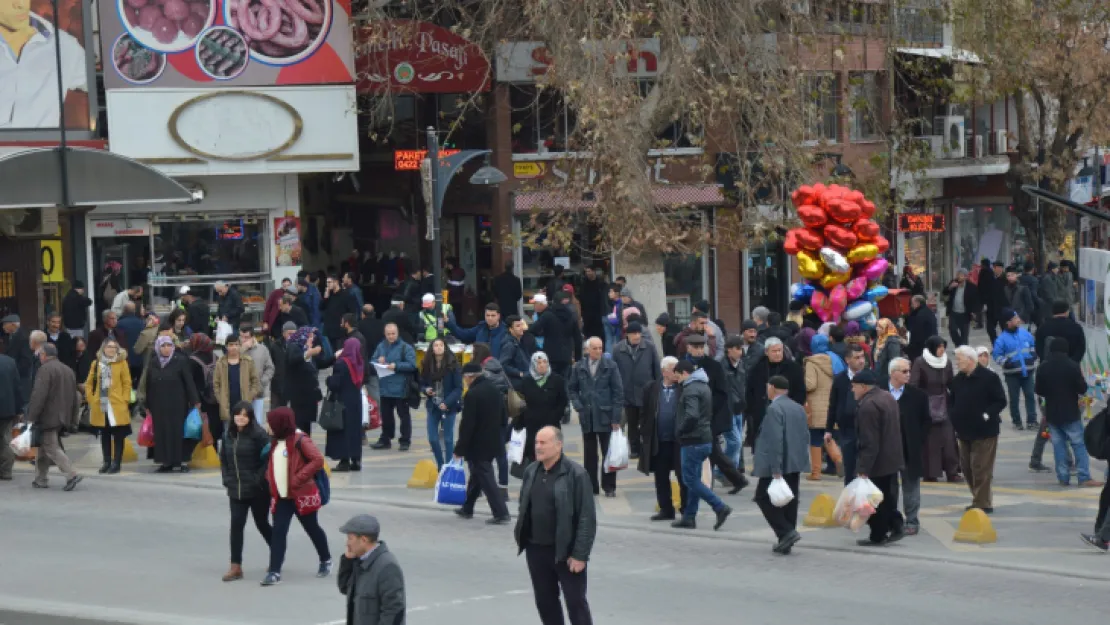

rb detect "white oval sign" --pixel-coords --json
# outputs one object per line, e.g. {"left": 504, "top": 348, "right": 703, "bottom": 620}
{"left": 168, "top": 91, "right": 303, "bottom": 162}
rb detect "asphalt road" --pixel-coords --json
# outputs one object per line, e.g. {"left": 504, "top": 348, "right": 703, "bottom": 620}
{"left": 2, "top": 477, "right": 1109, "bottom": 625}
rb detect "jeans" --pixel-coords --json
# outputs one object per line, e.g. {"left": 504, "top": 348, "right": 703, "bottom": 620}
{"left": 268, "top": 499, "right": 331, "bottom": 574}
{"left": 525, "top": 544, "right": 593, "bottom": 625}
{"left": 1047, "top": 420, "right": 1092, "bottom": 484}
{"left": 716, "top": 415, "right": 743, "bottom": 479}
{"left": 252, "top": 399, "right": 266, "bottom": 426}
{"left": 602, "top": 319, "right": 617, "bottom": 354}
{"left": 901, "top": 472, "right": 921, "bottom": 528}
{"left": 839, "top": 428, "right": 858, "bottom": 486}
{"left": 379, "top": 397, "right": 412, "bottom": 445}
{"left": 229, "top": 496, "right": 272, "bottom": 565}
{"left": 426, "top": 407, "right": 456, "bottom": 469}
{"left": 1004, "top": 374, "right": 1037, "bottom": 426}
{"left": 1032, "top": 423, "right": 1074, "bottom": 467}
{"left": 680, "top": 443, "right": 724, "bottom": 519}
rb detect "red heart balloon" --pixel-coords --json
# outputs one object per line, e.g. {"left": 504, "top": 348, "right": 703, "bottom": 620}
{"left": 845, "top": 190, "right": 865, "bottom": 205}
{"left": 826, "top": 199, "right": 862, "bottom": 223}
{"left": 797, "top": 204, "right": 828, "bottom": 228}
{"left": 793, "top": 227, "right": 824, "bottom": 252}
{"left": 792, "top": 185, "right": 815, "bottom": 207}
{"left": 852, "top": 218, "right": 880, "bottom": 242}
{"left": 874, "top": 235, "right": 890, "bottom": 253}
{"left": 860, "top": 200, "right": 877, "bottom": 218}
{"left": 784, "top": 230, "right": 799, "bottom": 256}
{"left": 824, "top": 224, "right": 858, "bottom": 249}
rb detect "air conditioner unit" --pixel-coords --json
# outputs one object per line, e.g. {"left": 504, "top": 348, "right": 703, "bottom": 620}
{"left": 0, "top": 207, "right": 59, "bottom": 237}
{"left": 972, "top": 135, "right": 984, "bottom": 159}
{"left": 993, "top": 130, "right": 1009, "bottom": 154}
{"left": 934, "top": 116, "right": 966, "bottom": 159}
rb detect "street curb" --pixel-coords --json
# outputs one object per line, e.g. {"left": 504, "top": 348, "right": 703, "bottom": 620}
{"left": 99, "top": 472, "right": 1110, "bottom": 582}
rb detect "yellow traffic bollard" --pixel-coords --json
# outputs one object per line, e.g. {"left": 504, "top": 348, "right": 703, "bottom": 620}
{"left": 953, "top": 508, "right": 997, "bottom": 544}
{"left": 120, "top": 439, "right": 139, "bottom": 463}
{"left": 407, "top": 459, "right": 439, "bottom": 489}
{"left": 803, "top": 493, "right": 840, "bottom": 528}
{"left": 654, "top": 480, "right": 683, "bottom": 513}
{"left": 189, "top": 444, "right": 221, "bottom": 470}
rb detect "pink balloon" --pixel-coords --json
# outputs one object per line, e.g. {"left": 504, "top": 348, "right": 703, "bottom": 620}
{"left": 811, "top": 290, "right": 833, "bottom": 322}
{"left": 860, "top": 257, "right": 889, "bottom": 282}
{"left": 846, "top": 276, "right": 868, "bottom": 300}
{"left": 828, "top": 284, "right": 849, "bottom": 319}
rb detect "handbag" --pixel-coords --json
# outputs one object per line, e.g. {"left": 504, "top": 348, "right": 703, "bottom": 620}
{"left": 318, "top": 394, "right": 346, "bottom": 432}
{"left": 927, "top": 394, "right": 948, "bottom": 424}
{"left": 406, "top": 374, "right": 422, "bottom": 410}
{"left": 507, "top": 389, "right": 526, "bottom": 419}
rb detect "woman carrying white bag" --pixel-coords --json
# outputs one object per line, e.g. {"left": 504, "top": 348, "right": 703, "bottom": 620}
{"left": 751, "top": 376, "right": 811, "bottom": 555}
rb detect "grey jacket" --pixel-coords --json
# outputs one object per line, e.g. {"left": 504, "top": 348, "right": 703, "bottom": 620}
{"left": 751, "top": 395, "right": 810, "bottom": 478}
{"left": 243, "top": 342, "right": 275, "bottom": 397}
{"left": 568, "top": 356, "right": 624, "bottom": 434}
{"left": 677, "top": 369, "right": 713, "bottom": 445}
{"left": 337, "top": 542, "right": 406, "bottom": 625}
{"left": 515, "top": 455, "right": 597, "bottom": 562}
{"left": 612, "top": 338, "right": 660, "bottom": 407}
{"left": 706, "top": 319, "right": 726, "bottom": 362}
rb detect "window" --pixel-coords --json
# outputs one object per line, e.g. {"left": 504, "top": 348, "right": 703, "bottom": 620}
{"left": 802, "top": 73, "right": 839, "bottom": 143}
{"left": 638, "top": 80, "right": 704, "bottom": 149}
{"left": 437, "top": 94, "right": 488, "bottom": 150}
{"left": 155, "top": 218, "right": 265, "bottom": 277}
{"left": 849, "top": 72, "right": 882, "bottom": 141}
{"left": 510, "top": 85, "right": 578, "bottom": 154}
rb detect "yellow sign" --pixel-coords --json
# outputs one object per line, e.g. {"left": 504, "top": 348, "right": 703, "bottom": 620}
{"left": 514, "top": 162, "right": 546, "bottom": 179}
{"left": 40, "top": 240, "right": 64, "bottom": 283}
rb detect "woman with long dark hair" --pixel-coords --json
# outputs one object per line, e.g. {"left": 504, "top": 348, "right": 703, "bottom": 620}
{"left": 284, "top": 327, "right": 322, "bottom": 435}
{"left": 325, "top": 337, "right": 365, "bottom": 472}
{"left": 420, "top": 337, "right": 461, "bottom": 468}
{"left": 219, "top": 401, "right": 272, "bottom": 582}
{"left": 85, "top": 337, "right": 132, "bottom": 474}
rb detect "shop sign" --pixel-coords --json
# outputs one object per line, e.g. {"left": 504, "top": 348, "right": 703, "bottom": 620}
{"left": 40, "top": 241, "right": 65, "bottom": 284}
{"left": 533, "top": 156, "right": 696, "bottom": 187}
{"left": 394, "top": 148, "right": 460, "bottom": 171}
{"left": 1, "top": 0, "right": 94, "bottom": 131}
{"left": 513, "top": 162, "right": 545, "bottom": 179}
{"left": 274, "top": 216, "right": 302, "bottom": 266}
{"left": 898, "top": 214, "right": 945, "bottom": 232}
{"left": 495, "top": 38, "right": 697, "bottom": 83}
{"left": 98, "top": 0, "right": 355, "bottom": 89}
{"left": 356, "top": 20, "right": 490, "bottom": 94}
{"left": 90, "top": 218, "right": 151, "bottom": 237}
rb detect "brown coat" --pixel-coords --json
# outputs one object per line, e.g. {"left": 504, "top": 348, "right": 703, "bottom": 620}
{"left": 27, "top": 358, "right": 80, "bottom": 431}
{"left": 803, "top": 354, "right": 835, "bottom": 429}
{"left": 213, "top": 354, "right": 261, "bottom": 422}
{"left": 856, "top": 387, "right": 904, "bottom": 478}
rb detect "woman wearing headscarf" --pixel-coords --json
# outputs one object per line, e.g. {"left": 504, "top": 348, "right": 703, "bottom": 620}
{"left": 514, "top": 351, "right": 568, "bottom": 463}
{"left": 910, "top": 335, "right": 962, "bottom": 482}
{"left": 261, "top": 407, "right": 331, "bottom": 587}
{"left": 872, "top": 318, "right": 906, "bottom": 389}
{"left": 843, "top": 320, "right": 872, "bottom": 366}
{"left": 137, "top": 335, "right": 199, "bottom": 472}
{"left": 284, "top": 326, "right": 323, "bottom": 435}
{"left": 85, "top": 337, "right": 132, "bottom": 474}
{"left": 186, "top": 333, "right": 223, "bottom": 450}
{"left": 804, "top": 334, "right": 843, "bottom": 481}
{"left": 324, "top": 337, "right": 366, "bottom": 472}
{"left": 420, "top": 337, "right": 462, "bottom": 469}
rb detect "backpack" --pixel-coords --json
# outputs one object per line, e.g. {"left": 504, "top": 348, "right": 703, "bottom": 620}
{"left": 1084, "top": 409, "right": 1109, "bottom": 461}
{"left": 190, "top": 355, "right": 217, "bottom": 404}
{"left": 294, "top": 435, "right": 330, "bottom": 505}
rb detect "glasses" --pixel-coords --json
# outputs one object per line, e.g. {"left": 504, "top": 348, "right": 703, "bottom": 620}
{"left": 895, "top": 369, "right": 910, "bottom": 374}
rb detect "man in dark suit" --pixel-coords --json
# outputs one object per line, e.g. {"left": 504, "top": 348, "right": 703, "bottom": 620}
{"left": 887, "top": 357, "right": 930, "bottom": 536}
{"left": 942, "top": 268, "right": 979, "bottom": 347}
{"left": 825, "top": 344, "right": 868, "bottom": 485}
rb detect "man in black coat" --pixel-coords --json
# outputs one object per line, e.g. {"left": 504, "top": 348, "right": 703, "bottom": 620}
{"left": 1035, "top": 299, "right": 1086, "bottom": 363}
{"left": 888, "top": 356, "right": 930, "bottom": 536}
{"left": 577, "top": 266, "right": 607, "bottom": 341}
{"left": 684, "top": 334, "right": 747, "bottom": 493}
{"left": 904, "top": 295, "right": 938, "bottom": 362}
{"left": 270, "top": 295, "right": 309, "bottom": 341}
{"left": 492, "top": 261, "right": 523, "bottom": 317}
{"left": 853, "top": 369, "right": 905, "bottom": 546}
{"left": 983, "top": 260, "right": 1007, "bottom": 343}
{"left": 1034, "top": 339, "right": 1100, "bottom": 487}
{"left": 745, "top": 337, "right": 805, "bottom": 451}
{"left": 0, "top": 352, "right": 24, "bottom": 481}
{"left": 454, "top": 364, "right": 512, "bottom": 523}
{"left": 45, "top": 312, "right": 77, "bottom": 372}
{"left": 358, "top": 304, "right": 385, "bottom": 354}
{"left": 942, "top": 268, "right": 979, "bottom": 347}
{"left": 214, "top": 282, "right": 245, "bottom": 330}
{"left": 528, "top": 293, "right": 582, "bottom": 379}
{"left": 950, "top": 346, "right": 1007, "bottom": 513}
{"left": 61, "top": 280, "right": 93, "bottom": 338}
{"left": 322, "top": 275, "right": 359, "bottom": 348}
{"left": 638, "top": 359, "right": 687, "bottom": 519}
{"left": 825, "top": 343, "right": 868, "bottom": 485}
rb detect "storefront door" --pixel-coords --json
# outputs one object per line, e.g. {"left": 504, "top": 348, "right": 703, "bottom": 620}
{"left": 92, "top": 237, "right": 151, "bottom": 316}
{"left": 747, "top": 241, "right": 787, "bottom": 315}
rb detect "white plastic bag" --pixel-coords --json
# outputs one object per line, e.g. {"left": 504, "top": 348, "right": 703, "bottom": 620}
{"left": 10, "top": 424, "right": 32, "bottom": 456}
{"left": 768, "top": 476, "right": 795, "bottom": 507}
{"left": 508, "top": 428, "right": 526, "bottom": 465}
{"left": 360, "top": 389, "right": 371, "bottom": 427}
{"left": 214, "top": 320, "right": 233, "bottom": 345}
{"left": 604, "top": 429, "right": 629, "bottom": 473}
{"left": 833, "top": 477, "right": 884, "bottom": 531}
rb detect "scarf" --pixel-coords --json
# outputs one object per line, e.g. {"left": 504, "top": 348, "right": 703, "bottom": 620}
{"left": 922, "top": 348, "right": 948, "bottom": 369}
{"left": 530, "top": 351, "right": 551, "bottom": 384}
{"left": 155, "top": 336, "right": 175, "bottom": 368}
{"left": 97, "top": 341, "right": 122, "bottom": 404}
{"left": 339, "top": 337, "right": 364, "bottom": 386}
{"left": 796, "top": 328, "right": 816, "bottom": 356}
{"left": 287, "top": 326, "right": 314, "bottom": 351}
{"left": 189, "top": 333, "right": 213, "bottom": 356}
{"left": 875, "top": 318, "right": 899, "bottom": 351}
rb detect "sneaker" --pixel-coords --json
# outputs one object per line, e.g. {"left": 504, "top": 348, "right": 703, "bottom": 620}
{"left": 317, "top": 560, "right": 332, "bottom": 578}
{"left": 713, "top": 505, "right": 732, "bottom": 531}
{"left": 260, "top": 572, "right": 281, "bottom": 586}
{"left": 671, "top": 518, "right": 697, "bottom": 529}
{"left": 31, "top": 481, "right": 48, "bottom": 489}
{"left": 650, "top": 512, "right": 676, "bottom": 521}
{"left": 1080, "top": 534, "right": 1109, "bottom": 552}
{"left": 63, "top": 475, "right": 83, "bottom": 492}
{"left": 1013, "top": 423, "right": 1024, "bottom": 431}
{"left": 1029, "top": 462, "right": 1051, "bottom": 473}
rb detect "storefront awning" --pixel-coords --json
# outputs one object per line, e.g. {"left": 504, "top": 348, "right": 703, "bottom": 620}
{"left": 514, "top": 184, "right": 723, "bottom": 213}
{"left": 0, "top": 147, "right": 196, "bottom": 209}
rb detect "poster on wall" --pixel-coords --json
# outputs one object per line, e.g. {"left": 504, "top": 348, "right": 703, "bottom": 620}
{"left": 98, "top": 0, "right": 355, "bottom": 89}
{"left": 1, "top": 0, "right": 91, "bottom": 129}
{"left": 273, "top": 216, "right": 301, "bottom": 266}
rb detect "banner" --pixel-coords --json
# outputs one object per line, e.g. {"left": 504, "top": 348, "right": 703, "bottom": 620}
{"left": 274, "top": 216, "right": 301, "bottom": 266}
{"left": 99, "top": 0, "right": 355, "bottom": 88}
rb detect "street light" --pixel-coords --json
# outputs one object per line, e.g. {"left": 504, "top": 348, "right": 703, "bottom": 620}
{"left": 424, "top": 126, "right": 507, "bottom": 337}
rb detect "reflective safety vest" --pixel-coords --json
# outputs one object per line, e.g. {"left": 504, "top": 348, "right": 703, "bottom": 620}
{"left": 420, "top": 304, "right": 452, "bottom": 341}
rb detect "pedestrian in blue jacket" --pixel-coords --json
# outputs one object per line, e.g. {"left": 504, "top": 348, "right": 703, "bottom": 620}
{"left": 370, "top": 324, "right": 417, "bottom": 451}
{"left": 446, "top": 303, "right": 507, "bottom": 359}
{"left": 992, "top": 308, "right": 1038, "bottom": 430}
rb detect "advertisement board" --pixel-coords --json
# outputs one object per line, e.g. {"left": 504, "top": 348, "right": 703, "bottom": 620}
{"left": 355, "top": 20, "right": 489, "bottom": 94}
{"left": 97, "top": 0, "right": 355, "bottom": 89}
{"left": 1, "top": 0, "right": 92, "bottom": 130}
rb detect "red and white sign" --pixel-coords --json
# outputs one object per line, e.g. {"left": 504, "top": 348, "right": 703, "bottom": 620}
{"left": 394, "top": 149, "right": 460, "bottom": 171}
{"left": 356, "top": 20, "right": 491, "bottom": 94}
{"left": 495, "top": 38, "right": 697, "bottom": 83}
{"left": 90, "top": 218, "right": 151, "bottom": 237}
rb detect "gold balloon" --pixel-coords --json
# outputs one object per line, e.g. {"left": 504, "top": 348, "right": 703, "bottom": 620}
{"left": 820, "top": 272, "right": 851, "bottom": 289}
{"left": 797, "top": 250, "right": 825, "bottom": 279}
{"left": 847, "top": 243, "right": 880, "bottom": 264}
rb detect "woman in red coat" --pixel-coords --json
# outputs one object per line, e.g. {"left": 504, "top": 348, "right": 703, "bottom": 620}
{"left": 261, "top": 407, "right": 332, "bottom": 586}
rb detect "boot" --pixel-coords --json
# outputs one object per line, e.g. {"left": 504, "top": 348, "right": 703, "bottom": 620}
{"left": 98, "top": 461, "right": 111, "bottom": 474}
{"left": 222, "top": 564, "right": 244, "bottom": 582}
{"left": 806, "top": 448, "right": 822, "bottom": 481}
{"left": 107, "top": 462, "right": 121, "bottom": 474}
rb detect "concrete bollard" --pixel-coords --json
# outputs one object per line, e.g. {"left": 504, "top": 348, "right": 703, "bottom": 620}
{"left": 953, "top": 508, "right": 997, "bottom": 544}
{"left": 121, "top": 439, "right": 139, "bottom": 463}
{"left": 803, "top": 493, "right": 840, "bottom": 528}
{"left": 189, "top": 444, "right": 221, "bottom": 470}
{"left": 407, "top": 459, "right": 439, "bottom": 489}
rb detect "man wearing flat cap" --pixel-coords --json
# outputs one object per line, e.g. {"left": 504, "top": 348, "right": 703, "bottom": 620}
{"left": 337, "top": 514, "right": 406, "bottom": 624}
{"left": 852, "top": 369, "right": 905, "bottom": 546}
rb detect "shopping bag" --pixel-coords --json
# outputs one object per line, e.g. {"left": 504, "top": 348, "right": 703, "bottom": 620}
{"left": 833, "top": 477, "right": 884, "bottom": 531}
{"left": 603, "top": 429, "right": 629, "bottom": 473}
{"left": 183, "top": 407, "right": 203, "bottom": 440}
{"left": 768, "top": 476, "right": 795, "bottom": 508}
{"left": 434, "top": 458, "right": 468, "bottom": 506}
{"left": 507, "top": 389, "right": 526, "bottom": 419}
{"left": 200, "top": 414, "right": 215, "bottom": 448}
{"left": 10, "top": 424, "right": 32, "bottom": 457}
{"left": 824, "top": 437, "right": 843, "bottom": 464}
{"left": 214, "top": 320, "right": 233, "bottom": 345}
{"left": 317, "top": 394, "right": 345, "bottom": 432}
{"left": 508, "top": 428, "right": 526, "bottom": 465}
{"left": 137, "top": 412, "right": 155, "bottom": 447}
{"left": 361, "top": 388, "right": 381, "bottom": 430}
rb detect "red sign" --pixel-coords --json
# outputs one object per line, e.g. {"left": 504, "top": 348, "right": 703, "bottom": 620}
{"left": 394, "top": 149, "right": 460, "bottom": 171}
{"left": 356, "top": 20, "right": 491, "bottom": 94}
{"left": 898, "top": 214, "right": 945, "bottom": 232}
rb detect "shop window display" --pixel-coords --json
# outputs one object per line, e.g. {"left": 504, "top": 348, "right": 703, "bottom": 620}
{"left": 956, "top": 204, "right": 1032, "bottom": 269}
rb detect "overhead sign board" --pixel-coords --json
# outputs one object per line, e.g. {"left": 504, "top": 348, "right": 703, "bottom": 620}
{"left": 90, "top": 218, "right": 152, "bottom": 237}
{"left": 898, "top": 214, "right": 945, "bottom": 232}
{"left": 356, "top": 20, "right": 490, "bottom": 94}
{"left": 394, "top": 148, "right": 459, "bottom": 171}
{"left": 495, "top": 37, "right": 698, "bottom": 83}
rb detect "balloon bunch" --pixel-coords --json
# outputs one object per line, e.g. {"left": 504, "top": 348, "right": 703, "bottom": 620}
{"left": 784, "top": 183, "right": 890, "bottom": 328}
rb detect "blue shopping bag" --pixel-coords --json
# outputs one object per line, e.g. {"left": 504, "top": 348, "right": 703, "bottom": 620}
{"left": 434, "top": 459, "right": 468, "bottom": 506}
{"left": 183, "top": 407, "right": 203, "bottom": 440}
